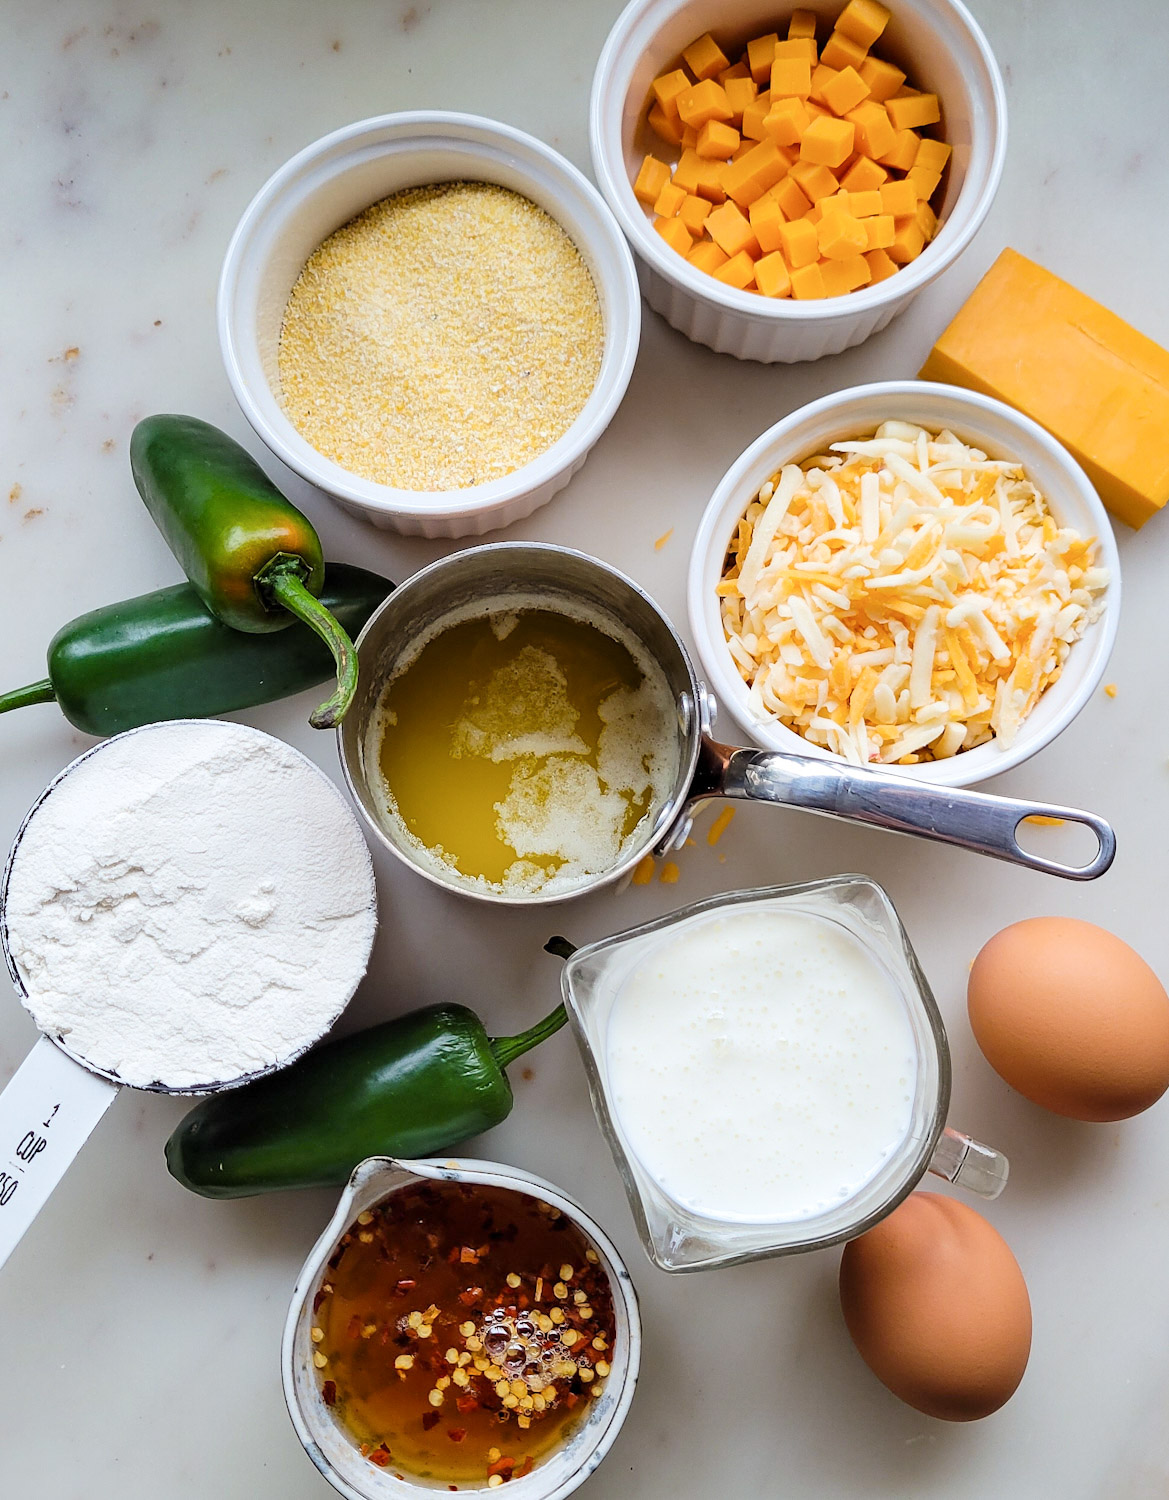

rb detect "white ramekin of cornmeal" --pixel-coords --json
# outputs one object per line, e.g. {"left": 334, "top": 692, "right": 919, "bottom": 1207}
{"left": 219, "top": 112, "right": 642, "bottom": 538}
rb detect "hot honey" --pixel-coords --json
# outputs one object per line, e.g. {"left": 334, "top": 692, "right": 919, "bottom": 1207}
{"left": 371, "top": 603, "right": 678, "bottom": 897}
{"left": 313, "top": 1180, "right": 617, "bottom": 1487}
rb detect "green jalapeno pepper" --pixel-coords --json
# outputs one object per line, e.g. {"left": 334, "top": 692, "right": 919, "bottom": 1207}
{"left": 130, "top": 414, "right": 360, "bottom": 729}
{"left": 165, "top": 994, "right": 569, "bottom": 1199}
{"left": 0, "top": 564, "right": 391, "bottom": 737}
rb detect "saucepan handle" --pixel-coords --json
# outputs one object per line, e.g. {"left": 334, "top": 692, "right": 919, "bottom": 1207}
{"left": 697, "top": 742, "right": 1115, "bottom": 881}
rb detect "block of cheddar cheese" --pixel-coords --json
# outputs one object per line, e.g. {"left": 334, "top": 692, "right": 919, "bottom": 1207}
{"left": 920, "top": 248, "right": 1169, "bottom": 529}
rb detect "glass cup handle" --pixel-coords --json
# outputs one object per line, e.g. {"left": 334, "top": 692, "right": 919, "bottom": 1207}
{"left": 928, "top": 1126, "right": 1009, "bottom": 1199}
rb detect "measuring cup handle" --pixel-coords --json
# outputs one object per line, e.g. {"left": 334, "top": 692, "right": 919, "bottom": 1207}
{"left": 704, "top": 743, "right": 1116, "bottom": 881}
{"left": 0, "top": 1036, "right": 119, "bottom": 1273}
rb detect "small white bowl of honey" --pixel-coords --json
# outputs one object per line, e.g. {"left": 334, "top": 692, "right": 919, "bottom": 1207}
{"left": 283, "top": 1156, "right": 641, "bottom": 1498}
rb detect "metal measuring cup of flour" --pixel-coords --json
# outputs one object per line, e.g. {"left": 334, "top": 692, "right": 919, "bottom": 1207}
{"left": 0, "top": 720, "right": 376, "bottom": 1273}
{"left": 338, "top": 543, "right": 1115, "bottom": 906}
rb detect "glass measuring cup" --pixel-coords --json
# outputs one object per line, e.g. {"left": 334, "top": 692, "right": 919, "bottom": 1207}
{"left": 0, "top": 720, "right": 376, "bottom": 1272}
{"left": 338, "top": 543, "right": 1115, "bottom": 907}
{"left": 559, "top": 876, "right": 1006, "bottom": 1273}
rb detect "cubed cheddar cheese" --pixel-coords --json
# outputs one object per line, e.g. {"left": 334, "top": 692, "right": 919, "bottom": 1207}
{"left": 683, "top": 32, "right": 730, "bottom": 81}
{"left": 678, "top": 193, "right": 713, "bottom": 234}
{"left": 790, "top": 262, "right": 828, "bottom": 298}
{"left": 817, "top": 210, "right": 868, "bottom": 259}
{"left": 779, "top": 215, "right": 819, "bottom": 268}
{"left": 840, "top": 155, "right": 888, "bottom": 191}
{"left": 764, "top": 96, "right": 810, "bottom": 146}
{"left": 651, "top": 70, "right": 692, "bottom": 120}
{"left": 720, "top": 59, "right": 751, "bottom": 84}
{"left": 864, "top": 246, "right": 899, "bottom": 281}
{"left": 654, "top": 215, "right": 693, "bottom": 255}
{"left": 914, "top": 198, "right": 938, "bottom": 240}
{"left": 713, "top": 249, "right": 757, "bottom": 289}
{"left": 677, "top": 79, "right": 734, "bottom": 129}
{"left": 694, "top": 159, "right": 728, "bottom": 202}
{"left": 915, "top": 136, "right": 952, "bottom": 173}
{"left": 634, "top": 154, "right": 671, "bottom": 205}
{"left": 907, "top": 164, "right": 942, "bottom": 200}
{"left": 809, "top": 63, "right": 840, "bottom": 104}
{"left": 755, "top": 250, "right": 793, "bottom": 297}
{"left": 688, "top": 240, "right": 729, "bottom": 273}
{"left": 789, "top": 9, "right": 818, "bottom": 39}
{"left": 697, "top": 120, "right": 741, "bottom": 159}
{"left": 647, "top": 104, "right": 685, "bottom": 146}
{"left": 724, "top": 75, "right": 758, "bottom": 124}
{"left": 886, "top": 91, "right": 941, "bottom": 129}
{"left": 771, "top": 56, "right": 813, "bottom": 97}
{"left": 879, "top": 128, "right": 921, "bottom": 171}
{"left": 821, "top": 29, "right": 869, "bottom": 71}
{"left": 836, "top": 0, "right": 891, "bottom": 48}
{"left": 800, "top": 115, "right": 856, "bottom": 169}
{"left": 820, "top": 252, "right": 872, "bottom": 295}
{"left": 888, "top": 217, "right": 925, "bottom": 263}
{"left": 864, "top": 213, "right": 895, "bottom": 248}
{"left": 773, "top": 37, "right": 818, "bottom": 64}
{"left": 722, "top": 139, "right": 789, "bottom": 206}
{"left": 706, "top": 200, "right": 760, "bottom": 258}
{"left": 653, "top": 180, "right": 688, "bottom": 217}
{"left": 858, "top": 54, "right": 905, "bottom": 101}
{"left": 919, "top": 247, "right": 1169, "bottom": 528}
{"left": 748, "top": 195, "right": 786, "bottom": 253}
{"left": 772, "top": 173, "right": 814, "bottom": 220}
{"left": 741, "top": 90, "right": 773, "bottom": 140}
{"left": 681, "top": 125, "right": 700, "bottom": 149}
{"left": 842, "top": 188, "right": 882, "bottom": 217}
{"left": 878, "top": 178, "right": 917, "bottom": 217}
{"left": 747, "top": 33, "right": 780, "bottom": 83}
{"left": 822, "top": 65, "right": 871, "bottom": 116}
{"left": 790, "top": 160, "right": 840, "bottom": 202}
{"left": 671, "top": 149, "right": 704, "bottom": 195}
{"left": 845, "top": 100, "right": 896, "bottom": 159}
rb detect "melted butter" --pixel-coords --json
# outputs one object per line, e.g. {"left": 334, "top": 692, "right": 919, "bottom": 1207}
{"left": 372, "top": 605, "right": 677, "bottom": 894}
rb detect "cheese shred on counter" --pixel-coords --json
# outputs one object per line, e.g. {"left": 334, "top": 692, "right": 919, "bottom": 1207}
{"left": 719, "top": 422, "right": 1109, "bottom": 765}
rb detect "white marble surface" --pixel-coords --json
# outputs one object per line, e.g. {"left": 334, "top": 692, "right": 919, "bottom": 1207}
{"left": 2, "top": 2, "right": 1169, "bottom": 1496}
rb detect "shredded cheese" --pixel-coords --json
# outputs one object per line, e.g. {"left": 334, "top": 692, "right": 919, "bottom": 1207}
{"left": 719, "top": 422, "right": 1109, "bottom": 765}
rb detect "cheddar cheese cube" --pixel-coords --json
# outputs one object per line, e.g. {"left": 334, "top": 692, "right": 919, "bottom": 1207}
{"left": 879, "top": 128, "right": 921, "bottom": 171}
{"left": 845, "top": 100, "right": 896, "bottom": 159}
{"left": 694, "top": 159, "right": 728, "bottom": 202}
{"left": 647, "top": 103, "right": 685, "bottom": 146}
{"left": 724, "top": 75, "right": 758, "bottom": 124}
{"left": 688, "top": 240, "right": 730, "bottom": 273}
{"left": 678, "top": 193, "right": 713, "bottom": 234}
{"left": 791, "top": 160, "right": 841, "bottom": 202}
{"left": 790, "top": 262, "right": 828, "bottom": 298}
{"left": 773, "top": 37, "right": 818, "bottom": 64}
{"left": 746, "top": 33, "right": 779, "bottom": 83}
{"left": 919, "top": 248, "right": 1169, "bottom": 528}
{"left": 748, "top": 194, "right": 786, "bottom": 253}
{"left": 907, "top": 164, "right": 942, "bottom": 200}
{"left": 915, "top": 198, "right": 938, "bottom": 240}
{"left": 654, "top": 215, "right": 693, "bottom": 255}
{"left": 741, "top": 90, "right": 773, "bottom": 140}
{"left": 820, "top": 252, "right": 872, "bottom": 295}
{"left": 822, "top": 65, "right": 871, "bottom": 117}
{"left": 779, "top": 215, "right": 819, "bottom": 268}
{"left": 789, "top": 10, "right": 817, "bottom": 39}
{"left": 652, "top": 69, "right": 692, "bottom": 120}
{"left": 677, "top": 79, "right": 734, "bottom": 129}
{"left": 683, "top": 32, "right": 730, "bottom": 81}
{"left": 653, "top": 180, "right": 688, "bottom": 217}
{"left": 722, "top": 139, "right": 790, "bottom": 206}
{"left": 772, "top": 174, "right": 814, "bottom": 221}
{"left": 888, "top": 217, "right": 925, "bottom": 264}
{"left": 697, "top": 120, "right": 741, "bottom": 159}
{"left": 858, "top": 54, "right": 905, "bottom": 102}
{"left": 671, "top": 149, "right": 704, "bottom": 195}
{"left": 821, "top": 30, "right": 868, "bottom": 71}
{"left": 864, "top": 213, "right": 895, "bottom": 248}
{"left": 706, "top": 199, "right": 761, "bottom": 258}
{"left": 681, "top": 125, "right": 700, "bottom": 150}
{"left": 763, "top": 96, "right": 810, "bottom": 146}
{"left": 755, "top": 250, "right": 793, "bottom": 297}
{"left": 800, "top": 115, "right": 856, "bottom": 168}
{"left": 915, "top": 137, "right": 952, "bottom": 173}
{"left": 886, "top": 91, "right": 941, "bottom": 130}
{"left": 843, "top": 188, "right": 882, "bottom": 217}
{"left": 817, "top": 210, "right": 868, "bottom": 259}
{"left": 836, "top": 0, "right": 891, "bottom": 49}
{"left": 713, "top": 249, "right": 758, "bottom": 289}
{"left": 809, "top": 64, "right": 840, "bottom": 104}
{"left": 878, "top": 178, "right": 917, "bottom": 217}
{"left": 771, "top": 56, "right": 813, "bottom": 97}
{"left": 720, "top": 60, "right": 751, "bottom": 85}
{"left": 864, "top": 247, "right": 899, "bottom": 282}
{"left": 634, "top": 154, "right": 671, "bottom": 205}
{"left": 840, "top": 154, "right": 888, "bottom": 191}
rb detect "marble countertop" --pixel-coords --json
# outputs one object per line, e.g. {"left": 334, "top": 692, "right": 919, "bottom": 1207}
{"left": 3, "top": 2, "right": 1169, "bottom": 1496}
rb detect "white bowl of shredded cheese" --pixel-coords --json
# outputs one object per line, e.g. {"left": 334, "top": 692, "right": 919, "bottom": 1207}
{"left": 688, "top": 382, "right": 1120, "bottom": 787}
{"left": 219, "top": 112, "right": 641, "bottom": 538}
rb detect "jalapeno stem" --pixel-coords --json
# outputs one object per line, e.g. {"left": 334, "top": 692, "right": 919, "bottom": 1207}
{"left": 262, "top": 565, "right": 359, "bottom": 730}
{"left": 0, "top": 679, "right": 56, "bottom": 715}
{"left": 490, "top": 1002, "right": 569, "bottom": 1071}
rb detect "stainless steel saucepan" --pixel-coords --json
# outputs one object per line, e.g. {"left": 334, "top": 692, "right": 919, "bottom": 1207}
{"left": 338, "top": 544, "right": 1115, "bottom": 904}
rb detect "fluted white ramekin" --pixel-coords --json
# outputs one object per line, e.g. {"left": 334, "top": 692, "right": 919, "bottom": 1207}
{"left": 219, "top": 112, "right": 641, "bottom": 538}
{"left": 687, "top": 382, "right": 1121, "bottom": 787}
{"left": 590, "top": 0, "right": 1006, "bottom": 363}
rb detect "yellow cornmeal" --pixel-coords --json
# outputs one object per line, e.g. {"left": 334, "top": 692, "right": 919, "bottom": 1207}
{"left": 371, "top": 605, "right": 678, "bottom": 896}
{"left": 277, "top": 182, "right": 604, "bottom": 491}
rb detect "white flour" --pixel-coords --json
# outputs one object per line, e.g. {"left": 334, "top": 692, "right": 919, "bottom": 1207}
{"left": 2, "top": 721, "right": 376, "bottom": 1090}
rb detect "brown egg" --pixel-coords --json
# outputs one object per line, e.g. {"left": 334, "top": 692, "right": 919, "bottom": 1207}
{"left": 839, "top": 1193, "right": 1031, "bottom": 1421}
{"left": 968, "top": 917, "right": 1169, "bottom": 1122}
